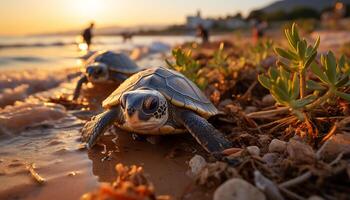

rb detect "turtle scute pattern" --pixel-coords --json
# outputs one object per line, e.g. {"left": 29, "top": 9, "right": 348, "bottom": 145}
{"left": 86, "top": 50, "right": 139, "bottom": 74}
{"left": 102, "top": 67, "right": 218, "bottom": 118}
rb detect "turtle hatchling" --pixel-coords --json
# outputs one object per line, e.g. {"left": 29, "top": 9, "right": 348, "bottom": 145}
{"left": 73, "top": 50, "right": 141, "bottom": 100}
{"left": 81, "top": 67, "right": 232, "bottom": 154}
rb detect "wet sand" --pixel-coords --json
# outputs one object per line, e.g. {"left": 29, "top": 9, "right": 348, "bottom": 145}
{"left": 0, "top": 128, "right": 199, "bottom": 200}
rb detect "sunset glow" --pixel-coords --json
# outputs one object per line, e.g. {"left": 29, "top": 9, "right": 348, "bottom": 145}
{"left": 0, "top": 0, "right": 275, "bottom": 35}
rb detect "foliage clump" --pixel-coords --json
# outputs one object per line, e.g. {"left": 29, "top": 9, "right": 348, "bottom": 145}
{"left": 258, "top": 23, "right": 350, "bottom": 137}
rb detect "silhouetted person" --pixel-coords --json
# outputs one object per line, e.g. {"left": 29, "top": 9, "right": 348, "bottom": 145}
{"left": 82, "top": 22, "right": 94, "bottom": 50}
{"left": 252, "top": 19, "right": 267, "bottom": 44}
{"left": 197, "top": 24, "right": 209, "bottom": 44}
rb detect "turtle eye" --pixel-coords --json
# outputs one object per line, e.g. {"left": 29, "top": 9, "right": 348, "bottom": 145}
{"left": 143, "top": 96, "right": 158, "bottom": 114}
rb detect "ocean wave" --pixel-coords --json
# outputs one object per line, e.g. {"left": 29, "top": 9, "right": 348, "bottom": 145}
{"left": 0, "top": 102, "right": 67, "bottom": 136}
{"left": 5, "top": 56, "right": 47, "bottom": 62}
{"left": 0, "top": 68, "right": 79, "bottom": 107}
{"left": 0, "top": 40, "right": 119, "bottom": 49}
{"left": 0, "top": 41, "right": 73, "bottom": 49}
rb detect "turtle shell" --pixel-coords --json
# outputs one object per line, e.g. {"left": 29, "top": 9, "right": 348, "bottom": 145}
{"left": 86, "top": 50, "right": 140, "bottom": 74}
{"left": 102, "top": 67, "right": 218, "bottom": 118}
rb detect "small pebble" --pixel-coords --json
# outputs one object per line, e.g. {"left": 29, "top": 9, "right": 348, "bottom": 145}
{"left": 287, "top": 139, "right": 315, "bottom": 164}
{"left": 214, "top": 178, "right": 266, "bottom": 200}
{"left": 268, "top": 139, "right": 287, "bottom": 153}
{"left": 247, "top": 146, "right": 260, "bottom": 156}
{"left": 308, "top": 196, "right": 325, "bottom": 200}
{"left": 262, "top": 94, "right": 276, "bottom": 106}
{"left": 244, "top": 106, "right": 258, "bottom": 114}
{"left": 320, "top": 133, "right": 350, "bottom": 161}
{"left": 262, "top": 153, "right": 279, "bottom": 166}
{"left": 188, "top": 155, "right": 207, "bottom": 176}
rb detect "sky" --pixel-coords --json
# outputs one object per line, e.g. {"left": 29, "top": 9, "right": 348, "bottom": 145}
{"left": 0, "top": 0, "right": 276, "bottom": 35}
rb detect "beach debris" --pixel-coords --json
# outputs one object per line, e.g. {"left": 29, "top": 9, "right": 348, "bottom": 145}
{"left": 188, "top": 155, "right": 207, "bottom": 176}
{"left": 286, "top": 139, "right": 315, "bottom": 164}
{"left": 268, "top": 139, "right": 287, "bottom": 153}
{"left": 254, "top": 171, "right": 284, "bottom": 200}
{"left": 80, "top": 164, "right": 167, "bottom": 200}
{"left": 26, "top": 163, "right": 46, "bottom": 184}
{"left": 213, "top": 178, "right": 266, "bottom": 200}
{"left": 246, "top": 146, "right": 260, "bottom": 156}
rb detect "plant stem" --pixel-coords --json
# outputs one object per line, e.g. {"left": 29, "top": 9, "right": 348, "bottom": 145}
{"left": 299, "top": 70, "right": 306, "bottom": 98}
{"left": 246, "top": 107, "right": 289, "bottom": 118}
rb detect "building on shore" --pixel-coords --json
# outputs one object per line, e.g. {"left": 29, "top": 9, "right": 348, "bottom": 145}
{"left": 186, "top": 10, "right": 246, "bottom": 30}
{"left": 186, "top": 11, "right": 214, "bottom": 29}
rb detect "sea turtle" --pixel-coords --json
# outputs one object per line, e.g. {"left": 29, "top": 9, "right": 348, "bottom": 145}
{"left": 73, "top": 50, "right": 141, "bottom": 100}
{"left": 81, "top": 67, "right": 232, "bottom": 154}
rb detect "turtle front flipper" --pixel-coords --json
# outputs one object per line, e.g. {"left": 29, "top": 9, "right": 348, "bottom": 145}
{"left": 73, "top": 75, "right": 88, "bottom": 100}
{"left": 81, "top": 107, "right": 123, "bottom": 149}
{"left": 176, "top": 110, "right": 232, "bottom": 154}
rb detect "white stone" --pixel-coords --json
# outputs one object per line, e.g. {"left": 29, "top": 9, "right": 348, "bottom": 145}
{"left": 188, "top": 155, "right": 207, "bottom": 176}
{"left": 213, "top": 178, "right": 266, "bottom": 200}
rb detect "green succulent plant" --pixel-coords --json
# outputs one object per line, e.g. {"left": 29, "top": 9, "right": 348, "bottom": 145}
{"left": 307, "top": 52, "right": 350, "bottom": 107}
{"left": 166, "top": 48, "right": 207, "bottom": 89}
{"left": 258, "top": 66, "right": 316, "bottom": 120}
{"left": 258, "top": 22, "right": 350, "bottom": 121}
{"left": 274, "top": 23, "right": 320, "bottom": 98}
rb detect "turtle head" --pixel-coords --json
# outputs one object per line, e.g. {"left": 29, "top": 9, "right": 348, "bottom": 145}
{"left": 86, "top": 62, "right": 109, "bottom": 83}
{"left": 120, "top": 89, "right": 168, "bottom": 131}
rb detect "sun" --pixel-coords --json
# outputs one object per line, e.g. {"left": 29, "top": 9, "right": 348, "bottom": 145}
{"left": 72, "top": 0, "right": 103, "bottom": 20}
